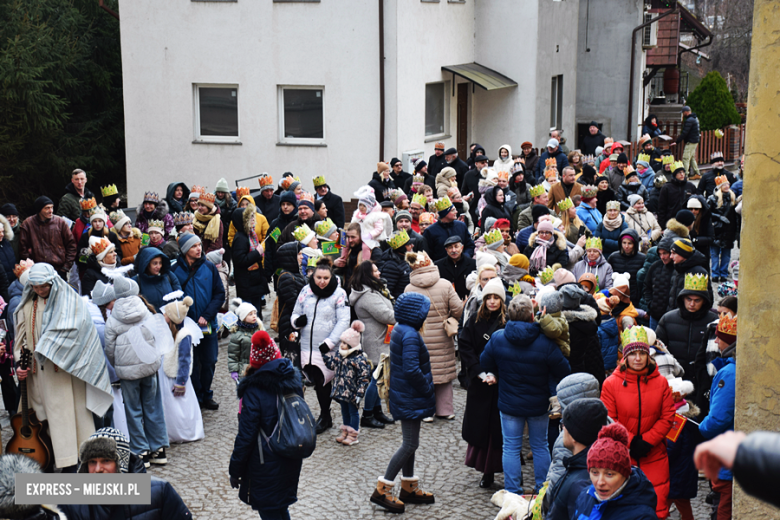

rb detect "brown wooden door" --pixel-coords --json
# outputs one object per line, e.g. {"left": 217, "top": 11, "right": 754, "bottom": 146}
{"left": 457, "top": 83, "right": 468, "bottom": 159}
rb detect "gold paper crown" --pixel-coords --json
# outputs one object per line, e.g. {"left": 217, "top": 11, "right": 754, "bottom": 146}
{"left": 662, "top": 155, "right": 675, "bottom": 165}
{"left": 419, "top": 213, "right": 436, "bottom": 224}
{"left": 13, "top": 259, "right": 34, "bottom": 279}
{"left": 412, "top": 175, "right": 425, "bottom": 184}
{"left": 80, "top": 197, "right": 97, "bottom": 211}
{"left": 715, "top": 175, "right": 729, "bottom": 186}
{"left": 623, "top": 165, "right": 636, "bottom": 177}
{"left": 281, "top": 176, "right": 301, "bottom": 190}
{"left": 148, "top": 219, "right": 165, "bottom": 231}
{"left": 101, "top": 184, "right": 118, "bottom": 197}
{"left": 637, "top": 153, "right": 651, "bottom": 163}
{"left": 236, "top": 186, "right": 251, "bottom": 198}
{"left": 545, "top": 168, "right": 558, "bottom": 179}
{"left": 200, "top": 192, "right": 216, "bottom": 204}
{"left": 545, "top": 158, "right": 557, "bottom": 168}
{"left": 529, "top": 184, "right": 546, "bottom": 198}
{"left": 621, "top": 325, "right": 649, "bottom": 348}
{"left": 539, "top": 266, "right": 555, "bottom": 285}
{"left": 191, "top": 185, "right": 206, "bottom": 195}
{"left": 581, "top": 185, "right": 598, "bottom": 198}
{"left": 484, "top": 228, "right": 503, "bottom": 246}
{"left": 585, "top": 237, "right": 603, "bottom": 251}
{"left": 557, "top": 198, "right": 574, "bottom": 212}
{"left": 293, "top": 224, "right": 314, "bottom": 243}
{"left": 606, "top": 200, "right": 621, "bottom": 211}
{"left": 497, "top": 171, "right": 509, "bottom": 181}
{"left": 684, "top": 272, "right": 708, "bottom": 291}
{"left": 312, "top": 175, "right": 327, "bottom": 187}
{"left": 672, "top": 161, "right": 685, "bottom": 172}
{"left": 717, "top": 314, "right": 737, "bottom": 337}
{"left": 299, "top": 192, "right": 315, "bottom": 205}
{"left": 387, "top": 229, "right": 410, "bottom": 250}
{"left": 258, "top": 175, "right": 274, "bottom": 188}
{"left": 411, "top": 193, "right": 427, "bottom": 206}
{"left": 90, "top": 237, "right": 111, "bottom": 256}
{"left": 434, "top": 196, "right": 453, "bottom": 212}
{"left": 389, "top": 189, "right": 404, "bottom": 202}
{"left": 314, "top": 218, "right": 336, "bottom": 237}
{"left": 434, "top": 142, "right": 445, "bottom": 149}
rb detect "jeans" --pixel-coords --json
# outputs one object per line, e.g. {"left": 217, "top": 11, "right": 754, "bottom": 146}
{"left": 340, "top": 401, "right": 360, "bottom": 430}
{"left": 258, "top": 508, "right": 290, "bottom": 520}
{"left": 682, "top": 142, "right": 700, "bottom": 177}
{"left": 500, "top": 412, "right": 550, "bottom": 494}
{"left": 191, "top": 332, "right": 219, "bottom": 402}
{"left": 649, "top": 316, "right": 659, "bottom": 331}
{"left": 121, "top": 374, "right": 169, "bottom": 454}
{"left": 710, "top": 245, "right": 731, "bottom": 278}
{"left": 363, "top": 377, "right": 380, "bottom": 411}
{"left": 384, "top": 420, "right": 421, "bottom": 481}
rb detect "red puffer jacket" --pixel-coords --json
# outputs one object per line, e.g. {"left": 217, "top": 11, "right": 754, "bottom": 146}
{"left": 601, "top": 363, "right": 675, "bottom": 518}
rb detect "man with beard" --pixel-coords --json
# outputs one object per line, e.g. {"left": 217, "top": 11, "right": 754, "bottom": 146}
{"left": 20, "top": 197, "right": 77, "bottom": 279}
{"left": 698, "top": 152, "right": 737, "bottom": 199}
{"left": 548, "top": 167, "right": 582, "bottom": 210}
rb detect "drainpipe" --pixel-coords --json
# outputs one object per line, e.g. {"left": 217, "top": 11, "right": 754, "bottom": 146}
{"left": 99, "top": 0, "right": 119, "bottom": 20}
{"left": 627, "top": 6, "right": 677, "bottom": 142}
{"left": 378, "top": 0, "right": 385, "bottom": 160}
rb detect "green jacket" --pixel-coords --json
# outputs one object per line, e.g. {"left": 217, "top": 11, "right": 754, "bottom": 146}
{"left": 57, "top": 183, "right": 94, "bottom": 222}
{"left": 539, "top": 312, "right": 570, "bottom": 358}
{"left": 227, "top": 325, "right": 262, "bottom": 376}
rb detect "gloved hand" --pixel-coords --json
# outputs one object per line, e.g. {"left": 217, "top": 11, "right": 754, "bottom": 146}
{"left": 318, "top": 342, "right": 330, "bottom": 355}
{"left": 294, "top": 315, "right": 308, "bottom": 328}
{"left": 230, "top": 476, "right": 240, "bottom": 489}
{"left": 231, "top": 372, "right": 239, "bottom": 382}
{"left": 173, "top": 384, "right": 186, "bottom": 397}
{"left": 629, "top": 436, "right": 653, "bottom": 460}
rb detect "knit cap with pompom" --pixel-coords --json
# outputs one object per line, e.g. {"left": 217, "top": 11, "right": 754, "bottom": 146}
{"left": 340, "top": 320, "right": 365, "bottom": 349}
{"left": 250, "top": 331, "right": 281, "bottom": 369}
{"left": 587, "top": 422, "right": 632, "bottom": 478}
{"left": 163, "top": 296, "right": 193, "bottom": 325}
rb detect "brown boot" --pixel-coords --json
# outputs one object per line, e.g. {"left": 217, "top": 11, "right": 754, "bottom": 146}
{"left": 399, "top": 476, "right": 435, "bottom": 504}
{"left": 343, "top": 426, "right": 360, "bottom": 446}
{"left": 335, "top": 425, "right": 348, "bottom": 443}
{"left": 370, "top": 477, "right": 405, "bottom": 513}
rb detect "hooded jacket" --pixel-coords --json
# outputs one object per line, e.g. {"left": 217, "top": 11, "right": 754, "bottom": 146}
{"left": 349, "top": 284, "right": 396, "bottom": 365}
{"left": 405, "top": 264, "right": 463, "bottom": 384}
{"left": 480, "top": 320, "right": 570, "bottom": 417}
{"left": 606, "top": 229, "right": 646, "bottom": 306}
{"left": 480, "top": 185, "right": 512, "bottom": 226}
{"left": 576, "top": 204, "right": 602, "bottom": 233}
{"left": 707, "top": 190, "right": 738, "bottom": 247}
{"left": 230, "top": 358, "right": 303, "bottom": 511}
{"left": 435, "top": 168, "right": 457, "bottom": 198}
{"left": 104, "top": 296, "right": 161, "bottom": 380}
{"left": 657, "top": 177, "right": 696, "bottom": 230}
{"left": 642, "top": 257, "right": 675, "bottom": 321}
{"left": 275, "top": 242, "right": 306, "bottom": 343}
{"left": 377, "top": 247, "right": 411, "bottom": 301}
{"left": 0, "top": 215, "right": 16, "bottom": 284}
{"left": 667, "top": 252, "right": 712, "bottom": 311}
{"left": 230, "top": 207, "right": 269, "bottom": 300}
{"left": 57, "top": 182, "right": 95, "bottom": 221}
{"left": 597, "top": 317, "right": 620, "bottom": 371}
{"left": 571, "top": 467, "right": 658, "bottom": 520}
{"left": 547, "top": 446, "right": 592, "bottom": 520}
{"left": 571, "top": 252, "right": 614, "bottom": 291}
{"left": 368, "top": 171, "right": 396, "bottom": 203}
{"left": 171, "top": 253, "right": 226, "bottom": 330}
{"left": 594, "top": 214, "right": 628, "bottom": 259}
{"left": 563, "top": 304, "right": 604, "bottom": 385}
{"left": 165, "top": 182, "right": 190, "bottom": 214}
{"left": 493, "top": 144, "right": 514, "bottom": 173}
{"left": 135, "top": 199, "right": 175, "bottom": 240}
{"left": 132, "top": 247, "right": 182, "bottom": 311}
{"left": 388, "top": 292, "right": 436, "bottom": 420}
{"left": 698, "top": 168, "right": 737, "bottom": 199}
{"left": 523, "top": 229, "right": 570, "bottom": 275}
{"left": 226, "top": 196, "right": 269, "bottom": 249}
{"left": 322, "top": 344, "right": 371, "bottom": 406}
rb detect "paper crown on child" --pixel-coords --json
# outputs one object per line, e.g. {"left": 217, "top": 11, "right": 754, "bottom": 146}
{"left": 293, "top": 224, "right": 316, "bottom": 245}
{"left": 496, "top": 170, "right": 509, "bottom": 181}
{"left": 661, "top": 155, "right": 675, "bottom": 165}
{"left": 314, "top": 218, "right": 336, "bottom": 238}
{"left": 258, "top": 174, "right": 274, "bottom": 188}
{"left": 199, "top": 192, "right": 216, "bottom": 205}
{"left": 529, "top": 184, "right": 546, "bottom": 198}
{"left": 101, "top": 184, "right": 118, "bottom": 197}
{"left": 434, "top": 196, "right": 453, "bottom": 213}
{"left": 312, "top": 175, "right": 327, "bottom": 187}
{"left": 388, "top": 189, "right": 404, "bottom": 202}
{"left": 412, "top": 175, "right": 425, "bottom": 185}
{"left": 672, "top": 161, "right": 685, "bottom": 173}
{"left": 557, "top": 198, "right": 574, "bottom": 212}
{"left": 142, "top": 192, "right": 160, "bottom": 204}
{"left": 585, "top": 237, "right": 603, "bottom": 251}
{"left": 684, "top": 272, "right": 708, "bottom": 291}
{"left": 174, "top": 212, "right": 193, "bottom": 227}
{"left": 637, "top": 153, "right": 651, "bottom": 164}
{"left": 545, "top": 158, "right": 557, "bottom": 168}
{"left": 236, "top": 186, "right": 251, "bottom": 198}
{"left": 717, "top": 314, "right": 737, "bottom": 339}
{"left": 387, "top": 229, "right": 410, "bottom": 250}
{"left": 281, "top": 176, "right": 301, "bottom": 190}
{"left": 606, "top": 200, "right": 621, "bottom": 211}
{"left": 419, "top": 212, "right": 436, "bottom": 225}
{"left": 715, "top": 175, "right": 730, "bottom": 186}
{"left": 147, "top": 219, "right": 165, "bottom": 234}
{"left": 484, "top": 228, "right": 503, "bottom": 246}
{"left": 80, "top": 197, "right": 97, "bottom": 211}
{"left": 411, "top": 193, "right": 427, "bottom": 207}
{"left": 539, "top": 266, "right": 555, "bottom": 286}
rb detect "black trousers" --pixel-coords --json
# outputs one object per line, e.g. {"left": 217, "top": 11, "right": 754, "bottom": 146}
{"left": 303, "top": 364, "right": 332, "bottom": 419}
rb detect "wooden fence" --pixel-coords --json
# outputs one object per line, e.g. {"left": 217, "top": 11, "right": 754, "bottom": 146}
{"left": 620, "top": 122, "right": 746, "bottom": 166}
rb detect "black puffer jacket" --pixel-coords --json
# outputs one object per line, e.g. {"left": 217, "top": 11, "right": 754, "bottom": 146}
{"left": 676, "top": 112, "right": 700, "bottom": 144}
{"left": 561, "top": 305, "right": 604, "bottom": 386}
{"left": 657, "top": 177, "right": 697, "bottom": 230}
{"left": 668, "top": 255, "right": 712, "bottom": 312}
{"left": 264, "top": 209, "right": 298, "bottom": 279}
{"left": 606, "top": 229, "right": 646, "bottom": 306}
{"left": 276, "top": 241, "right": 306, "bottom": 343}
{"left": 707, "top": 190, "right": 739, "bottom": 248}
{"left": 643, "top": 258, "right": 675, "bottom": 321}
{"left": 617, "top": 182, "right": 650, "bottom": 211}
{"left": 231, "top": 207, "right": 269, "bottom": 300}
{"left": 81, "top": 254, "right": 112, "bottom": 297}
{"left": 368, "top": 171, "right": 396, "bottom": 203}
{"left": 378, "top": 247, "right": 411, "bottom": 301}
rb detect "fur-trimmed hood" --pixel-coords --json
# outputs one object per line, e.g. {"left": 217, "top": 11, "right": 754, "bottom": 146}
{"left": 663, "top": 218, "right": 690, "bottom": 239}
{"left": 243, "top": 203, "right": 258, "bottom": 234}
{"left": 135, "top": 199, "right": 170, "bottom": 219}
{"left": 237, "top": 357, "right": 302, "bottom": 399}
{"left": 0, "top": 454, "right": 68, "bottom": 519}
{"left": 562, "top": 304, "right": 598, "bottom": 323}
{"left": 528, "top": 229, "right": 567, "bottom": 251}
{"left": 0, "top": 214, "right": 13, "bottom": 242}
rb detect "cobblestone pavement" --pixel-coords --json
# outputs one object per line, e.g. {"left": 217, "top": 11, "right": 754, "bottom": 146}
{"left": 146, "top": 288, "right": 718, "bottom": 519}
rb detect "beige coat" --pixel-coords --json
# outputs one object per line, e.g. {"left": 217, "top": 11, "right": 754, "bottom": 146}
{"left": 405, "top": 264, "right": 464, "bottom": 384}
{"left": 625, "top": 207, "right": 663, "bottom": 243}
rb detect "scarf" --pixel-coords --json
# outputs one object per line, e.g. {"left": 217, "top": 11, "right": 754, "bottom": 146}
{"left": 602, "top": 213, "right": 623, "bottom": 232}
{"left": 530, "top": 234, "right": 554, "bottom": 272}
{"left": 247, "top": 218, "right": 260, "bottom": 251}
{"left": 98, "top": 259, "right": 116, "bottom": 270}
{"left": 193, "top": 210, "right": 221, "bottom": 242}
{"left": 309, "top": 274, "right": 339, "bottom": 299}
{"left": 562, "top": 182, "right": 575, "bottom": 198}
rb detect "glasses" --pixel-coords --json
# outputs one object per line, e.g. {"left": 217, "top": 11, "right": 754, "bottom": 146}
{"left": 538, "top": 231, "right": 553, "bottom": 237}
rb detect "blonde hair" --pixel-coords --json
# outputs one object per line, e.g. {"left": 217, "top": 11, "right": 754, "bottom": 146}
{"left": 478, "top": 264, "right": 498, "bottom": 281}
{"left": 560, "top": 207, "right": 583, "bottom": 234}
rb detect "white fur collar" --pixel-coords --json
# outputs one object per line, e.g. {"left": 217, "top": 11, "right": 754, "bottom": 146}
{"left": 339, "top": 346, "right": 362, "bottom": 357}
{"left": 562, "top": 305, "right": 598, "bottom": 322}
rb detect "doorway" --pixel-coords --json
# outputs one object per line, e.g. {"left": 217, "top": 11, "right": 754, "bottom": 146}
{"left": 457, "top": 83, "right": 468, "bottom": 159}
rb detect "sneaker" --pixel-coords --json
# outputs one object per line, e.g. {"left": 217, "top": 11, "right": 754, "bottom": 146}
{"left": 422, "top": 416, "right": 434, "bottom": 423}
{"left": 150, "top": 448, "right": 167, "bottom": 465}
{"left": 141, "top": 452, "right": 151, "bottom": 469}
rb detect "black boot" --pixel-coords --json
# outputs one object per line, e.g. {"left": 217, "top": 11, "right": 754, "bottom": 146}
{"left": 360, "top": 411, "right": 385, "bottom": 429}
{"left": 373, "top": 406, "right": 395, "bottom": 424}
{"left": 315, "top": 414, "right": 333, "bottom": 434}
{"left": 479, "top": 473, "right": 494, "bottom": 488}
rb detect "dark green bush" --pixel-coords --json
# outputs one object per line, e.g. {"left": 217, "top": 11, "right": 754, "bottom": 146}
{"left": 687, "top": 71, "right": 742, "bottom": 131}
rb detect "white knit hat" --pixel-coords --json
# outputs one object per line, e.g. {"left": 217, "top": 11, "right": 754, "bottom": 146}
{"left": 610, "top": 272, "right": 631, "bottom": 298}
{"left": 481, "top": 277, "right": 506, "bottom": 301}
{"left": 236, "top": 301, "right": 257, "bottom": 322}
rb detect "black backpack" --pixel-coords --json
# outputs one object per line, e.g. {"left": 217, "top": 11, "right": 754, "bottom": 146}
{"left": 257, "top": 392, "right": 316, "bottom": 463}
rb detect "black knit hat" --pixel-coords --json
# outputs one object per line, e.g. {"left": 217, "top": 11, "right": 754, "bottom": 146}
{"left": 33, "top": 196, "right": 53, "bottom": 215}
{"left": 562, "top": 398, "right": 609, "bottom": 446}
{"left": 414, "top": 160, "right": 427, "bottom": 173}
{"left": 280, "top": 190, "right": 298, "bottom": 208}
{"left": 675, "top": 209, "right": 695, "bottom": 227}
{"left": 617, "top": 153, "right": 628, "bottom": 164}
{"left": 0, "top": 203, "right": 18, "bottom": 217}
{"left": 532, "top": 204, "right": 550, "bottom": 224}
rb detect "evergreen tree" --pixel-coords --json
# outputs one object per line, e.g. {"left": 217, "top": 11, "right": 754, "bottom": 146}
{"left": 686, "top": 71, "right": 742, "bottom": 131}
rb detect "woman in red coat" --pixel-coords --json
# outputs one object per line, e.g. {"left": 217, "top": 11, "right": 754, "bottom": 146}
{"left": 601, "top": 326, "right": 675, "bottom": 518}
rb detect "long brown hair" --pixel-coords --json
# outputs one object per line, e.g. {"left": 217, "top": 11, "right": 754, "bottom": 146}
{"left": 477, "top": 295, "right": 507, "bottom": 325}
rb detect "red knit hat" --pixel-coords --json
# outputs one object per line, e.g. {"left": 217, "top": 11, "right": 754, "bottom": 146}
{"left": 250, "top": 331, "right": 281, "bottom": 369}
{"left": 587, "top": 422, "right": 632, "bottom": 478}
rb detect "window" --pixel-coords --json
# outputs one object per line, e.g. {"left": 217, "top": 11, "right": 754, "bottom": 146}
{"left": 642, "top": 12, "right": 657, "bottom": 48}
{"left": 550, "top": 75, "right": 563, "bottom": 130}
{"left": 194, "top": 84, "right": 240, "bottom": 143}
{"left": 425, "top": 82, "right": 449, "bottom": 137}
{"left": 278, "top": 86, "right": 325, "bottom": 145}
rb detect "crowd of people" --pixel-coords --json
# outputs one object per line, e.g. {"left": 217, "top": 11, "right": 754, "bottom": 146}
{"left": 0, "top": 122, "right": 754, "bottom": 520}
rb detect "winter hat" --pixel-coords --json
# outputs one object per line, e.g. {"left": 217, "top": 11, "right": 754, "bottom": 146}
{"left": 113, "top": 275, "right": 139, "bottom": 299}
{"left": 205, "top": 248, "right": 224, "bottom": 265}
{"left": 636, "top": 159, "right": 650, "bottom": 169}
{"left": 621, "top": 325, "right": 652, "bottom": 358}
{"left": 686, "top": 198, "right": 703, "bottom": 209}
{"left": 443, "top": 235, "right": 462, "bottom": 247}
{"left": 671, "top": 238, "right": 694, "bottom": 259}
{"left": 538, "top": 286, "right": 563, "bottom": 314}
{"left": 414, "top": 159, "right": 427, "bottom": 173}
{"left": 250, "top": 331, "right": 281, "bottom": 369}
{"left": 716, "top": 314, "right": 737, "bottom": 344}
{"left": 377, "top": 162, "right": 391, "bottom": 174}
{"left": 235, "top": 300, "right": 257, "bottom": 322}
{"left": 532, "top": 204, "right": 550, "bottom": 224}
{"left": 358, "top": 191, "right": 377, "bottom": 213}
{"left": 111, "top": 210, "right": 131, "bottom": 231}
{"left": 627, "top": 194, "right": 643, "bottom": 207}
{"left": 481, "top": 277, "right": 507, "bottom": 301}
{"left": 509, "top": 254, "right": 530, "bottom": 270}
{"left": 339, "top": 320, "right": 365, "bottom": 349}
{"left": 0, "top": 453, "right": 47, "bottom": 518}
{"left": 657, "top": 237, "right": 674, "bottom": 253}
{"left": 562, "top": 398, "right": 609, "bottom": 446}
{"left": 537, "top": 220, "right": 554, "bottom": 235}
{"left": 178, "top": 233, "right": 202, "bottom": 255}
{"left": 405, "top": 251, "right": 432, "bottom": 269}
{"left": 215, "top": 178, "right": 230, "bottom": 194}
{"left": 91, "top": 280, "right": 116, "bottom": 306}
{"left": 77, "top": 427, "right": 131, "bottom": 474}
{"left": 89, "top": 236, "right": 116, "bottom": 262}
{"left": 553, "top": 269, "right": 575, "bottom": 288}
{"left": 476, "top": 251, "right": 498, "bottom": 270}
{"left": 483, "top": 217, "right": 498, "bottom": 233}
{"left": 0, "top": 203, "right": 18, "bottom": 217}
{"left": 315, "top": 218, "right": 338, "bottom": 240}
{"left": 559, "top": 283, "right": 587, "bottom": 310}
{"left": 89, "top": 211, "right": 108, "bottom": 224}
{"left": 33, "top": 196, "right": 54, "bottom": 215}
{"left": 587, "top": 423, "right": 632, "bottom": 478}
{"left": 675, "top": 209, "right": 695, "bottom": 227}
{"left": 578, "top": 273, "right": 598, "bottom": 294}
{"left": 280, "top": 190, "right": 298, "bottom": 208}
{"left": 609, "top": 272, "right": 630, "bottom": 300}
{"left": 390, "top": 157, "right": 402, "bottom": 167}
{"left": 394, "top": 210, "right": 412, "bottom": 224}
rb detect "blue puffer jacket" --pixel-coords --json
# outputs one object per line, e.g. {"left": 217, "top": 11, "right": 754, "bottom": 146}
{"left": 480, "top": 320, "right": 570, "bottom": 417}
{"left": 576, "top": 205, "right": 603, "bottom": 233}
{"left": 388, "top": 292, "right": 435, "bottom": 421}
{"left": 230, "top": 358, "right": 303, "bottom": 511}
{"left": 133, "top": 247, "right": 181, "bottom": 311}
{"left": 699, "top": 348, "right": 736, "bottom": 480}
{"left": 61, "top": 477, "right": 191, "bottom": 519}
{"left": 572, "top": 467, "right": 658, "bottom": 520}
{"left": 597, "top": 317, "right": 620, "bottom": 371}
{"left": 171, "top": 254, "right": 225, "bottom": 329}
{"left": 594, "top": 215, "right": 628, "bottom": 258}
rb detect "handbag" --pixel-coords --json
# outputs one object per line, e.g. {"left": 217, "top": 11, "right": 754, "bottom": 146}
{"left": 270, "top": 273, "right": 291, "bottom": 332}
{"left": 421, "top": 287, "right": 460, "bottom": 338}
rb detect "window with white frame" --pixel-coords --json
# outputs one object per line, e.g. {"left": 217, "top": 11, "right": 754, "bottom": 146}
{"left": 193, "top": 84, "right": 239, "bottom": 143}
{"left": 425, "top": 82, "right": 448, "bottom": 137}
{"left": 550, "top": 75, "right": 563, "bottom": 130}
{"left": 278, "top": 86, "right": 325, "bottom": 144}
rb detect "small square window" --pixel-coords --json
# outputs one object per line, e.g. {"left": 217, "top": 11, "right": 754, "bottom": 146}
{"left": 194, "top": 85, "right": 240, "bottom": 143}
{"left": 425, "top": 82, "right": 449, "bottom": 138}
{"left": 278, "top": 86, "right": 325, "bottom": 145}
